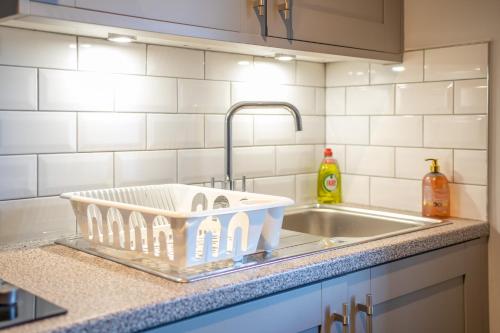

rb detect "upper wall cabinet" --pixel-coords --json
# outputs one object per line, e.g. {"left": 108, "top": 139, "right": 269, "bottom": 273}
{"left": 267, "top": 0, "right": 402, "bottom": 54}
{"left": 1, "top": 0, "right": 403, "bottom": 62}
{"left": 73, "top": 0, "right": 261, "bottom": 35}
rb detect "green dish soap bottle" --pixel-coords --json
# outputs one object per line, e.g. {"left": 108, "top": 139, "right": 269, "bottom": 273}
{"left": 317, "top": 148, "right": 342, "bottom": 204}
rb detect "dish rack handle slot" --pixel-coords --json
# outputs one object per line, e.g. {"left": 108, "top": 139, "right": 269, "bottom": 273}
{"left": 232, "top": 228, "right": 243, "bottom": 261}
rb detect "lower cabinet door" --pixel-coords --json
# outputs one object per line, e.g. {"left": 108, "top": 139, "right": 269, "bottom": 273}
{"left": 146, "top": 283, "right": 322, "bottom": 333}
{"left": 370, "top": 243, "right": 467, "bottom": 333}
{"left": 372, "top": 276, "right": 465, "bottom": 333}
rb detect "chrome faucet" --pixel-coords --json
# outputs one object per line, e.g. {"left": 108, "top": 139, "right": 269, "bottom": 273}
{"left": 224, "top": 101, "right": 303, "bottom": 190}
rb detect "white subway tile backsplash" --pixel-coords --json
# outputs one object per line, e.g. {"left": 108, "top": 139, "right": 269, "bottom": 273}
{"left": 346, "top": 85, "right": 394, "bottom": 115}
{"left": 114, "top": 150, "right": 177, "bottom": 187}
{"left": 454, "top": 149, "right": 487, "bottom": 185}
{"left": 315, "top": 145, "right": 327, "bottom": 166}
{"left": 0, "top": 26, "right": 492, "bottom": 244}
{"left": 370, "top": 177, "right": 421, "bottom": 212}
{"left": 254, "top": 115, "right": 296, "bottom": 145}
{"left": 395, "top": 148, "right": 453, "bottom": 180}
{"left": 450, "top": 183, "right": 487, "bottom": 220}
{"left": 0, "top": 197, "right": 76, "bottom": 246}
{"left": 425, "top": 43, "right": 488, "bottom": 81}
{"left": 231, "top": 82, "right": 316, "bottom": 115}
{"left": 326, "top": 87, "right": 345, "bottom": 115}
{"left": 342, "top": 174, "right": 370, "bottom": 205}
{"left": 204, "top": 114, "right": 253, "bottom": 148}
{"left": 295, "top": 173, "right": 317, "bottom": 205}
{"left": 38, "top": 153, "right": 113, "bottom": 196}
{"left": 326, "top": 116, "right": 369, "bottom": 144}
{"left": 115, "top": 75, "right": 177, "bottom": 113}
{"left": 370, "top": 51, "right": 424, "bottom": 84}
{"left": 326, "top": 62, "right": 369, "bottom": 87}
{"left": 254, "top": 57, "right": 295, "bottom": 84}
{"left": 177, "top": 149, "right": 224, "bottom": 183}
{"left": 39, "top": 69, "right": 114, "bottom": 111}
{"left": 454, "top": 79, "right": 488, "bottom": 114}
{"left": 0, "top": 66, "right": 37, "bottom": 110}
{"left": 0, "top": 27, "right": 76, "bottom": 69}
{"left": 276, "top": 145, "right": 316, "bottom": 175}
{"left": 253, "top": 176, "right": 295, "bottom": 200}
{"left": 233, "top": 146, "right": 275, "bottom": 178}
{"left": 370, "top": 116, "right": 423, "bottom": 147}
{"left": 147, "top": 45, "right": 204, "bottom": 79}
{"left": 78, "top": 113, "right": 146, "bottom": 152}
{"left": 395, "top": 82, "right": 453, "bottom": 115}
{"left": 346, "top": 146, "right": 394, "bottom": 177}
{"left": 0, "top": 155, "right": 37, "bottom": 200}
{"left": 315, "top": 88, "right": 326, "bottom": 115}
{"left": 147, "top": 114, "right": 204, "bottom": 149}
{"left": 78, "top": 37, "right": 146, "bottom": 75}
{"left": 296, "top": 61, "right": 325, "bottom": 87}
{"left": 296, "top": 116, "right": 325, "bottom": 144}
{"left": 178, "top": 79, "right": 230, "bottom": 114}
{"left": 424, "top": 115, "right": 487, "bottom": 149}
{"left": 205, "top": 51, "right": 253, "bottom": 81}
{"left": 0, "top": 111, "right": 76, "bottom": 154}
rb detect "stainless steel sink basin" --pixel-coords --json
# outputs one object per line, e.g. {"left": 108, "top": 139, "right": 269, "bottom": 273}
{"left": 282, "top": 204, "right": 446, "bottom": 242}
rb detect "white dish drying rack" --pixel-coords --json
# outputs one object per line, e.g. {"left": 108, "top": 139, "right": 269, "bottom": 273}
{"left": 61, "top": 184, "right": 294, "bottom": 268}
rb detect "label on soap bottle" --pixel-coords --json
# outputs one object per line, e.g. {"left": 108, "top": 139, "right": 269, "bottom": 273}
{"left": 322, "top": 174, "right": 338, "bottom": 192}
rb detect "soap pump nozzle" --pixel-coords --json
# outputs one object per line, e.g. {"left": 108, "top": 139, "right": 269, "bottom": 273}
{"left": 425, "top": 158, "right": 440, "bottom": 173}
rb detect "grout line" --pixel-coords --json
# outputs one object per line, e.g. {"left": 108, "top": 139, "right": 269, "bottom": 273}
{"left": 36, "top": 154, "right": 39, "bottom": 197}
{"left": 36, "top": 68, "right": 40, "bottom": 111}
{"left": 75, "top": 112, "right": 79, "bottom": 152}
{"left": 145, "top": 44, "right": 148, "bottom": 75}
{"left": 422, "top": 49, "right": 426, "bottom": 82}
{"left": 112, "top": 152, "right": 116, "bottom": 188}
{"left": 203, "top": 50, "right": 206, "bottom": 80}
{"left": 76, "top": 36, "right": 80, "bottom": 71}
{"left": 0, "top": 143, "right": 488, "bottom": 158}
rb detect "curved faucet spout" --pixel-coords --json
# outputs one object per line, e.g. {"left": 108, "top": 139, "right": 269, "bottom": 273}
{"left": 224, "top": 101, "right": 303, "bottom": 190}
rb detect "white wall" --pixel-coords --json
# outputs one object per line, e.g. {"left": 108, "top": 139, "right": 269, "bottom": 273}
{"left": 0, "top": 26, "right": 326, "bottom": 247}
{"left": 325, "top": 44, "right": 488, "bottom": 220}
{"left": 405, "top": 0, "right": 500, "bottom": 331}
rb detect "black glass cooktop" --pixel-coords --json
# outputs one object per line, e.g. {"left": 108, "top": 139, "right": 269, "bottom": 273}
{"left": 0, "top": 282, "right": 67, "bottom": 330}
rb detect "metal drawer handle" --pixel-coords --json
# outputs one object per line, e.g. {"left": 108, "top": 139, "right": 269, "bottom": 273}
{"left": 332, "top": 302, "right": 350, "bottom": 327}
{"left": 254, "top": 0, "right": 265, "bottom": 16}
{"left": 356, "top": 294, "right": 373, "bottom": 333}
{"left": 278, "top": 0, "right": 290, "bottom": 20}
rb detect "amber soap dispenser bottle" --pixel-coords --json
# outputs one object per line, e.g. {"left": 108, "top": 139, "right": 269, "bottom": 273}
{"left": 422, "top": 158, "right": 450, "bottom": 218}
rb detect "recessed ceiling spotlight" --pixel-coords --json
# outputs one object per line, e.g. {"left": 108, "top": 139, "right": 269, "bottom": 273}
{"left": 107, "top": 33, "right": 137, "bottom": 43}
{"left": 274, "top": 53, "right": 296, "bottom": 62}
{"left": 391, "top": 65, "right": 406, "bottom": 72}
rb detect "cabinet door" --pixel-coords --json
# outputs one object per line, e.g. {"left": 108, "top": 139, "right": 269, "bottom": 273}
{"left": 146, "top": 283, "right": 322, "bottom": 333}
{"left": 321, "top": 269, "right": 370, "bottom": 333}
{"left": 370, "top": 243, "right": 467, "bottom": 333}
{"left": 267, "top": 0, "right": 402, "bottom": 54}
{"left": 74, "top": 0, "right": 261, "bottom": 34}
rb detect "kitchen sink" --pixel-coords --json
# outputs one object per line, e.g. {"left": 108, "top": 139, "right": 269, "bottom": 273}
{"left": 282, "top": 204, "right": 445, "bottom": 241}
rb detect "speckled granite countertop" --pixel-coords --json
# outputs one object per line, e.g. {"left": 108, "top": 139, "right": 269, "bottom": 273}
{"left": 0, "top": 216, "right": 488, "bottom": 333}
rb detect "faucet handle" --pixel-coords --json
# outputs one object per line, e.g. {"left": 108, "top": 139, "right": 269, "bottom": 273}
{"left": 210, "top": 177, "right": 216, "bottom": 188}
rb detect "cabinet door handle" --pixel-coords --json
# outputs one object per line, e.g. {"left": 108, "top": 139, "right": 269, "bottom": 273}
{"left": 278, "top": 0, "right": 290, "bottom": 20}
{"left": 254, "top": 0, "right": 265, "bottom": 16}
{"left": 332, "top": 302, "right": 350, "bottom": 327}
{"left": 356, "top": 294, "right": 373, "bottom": 333}
{"left": 356, "top": 294, "right": 373, "bottom": 315}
